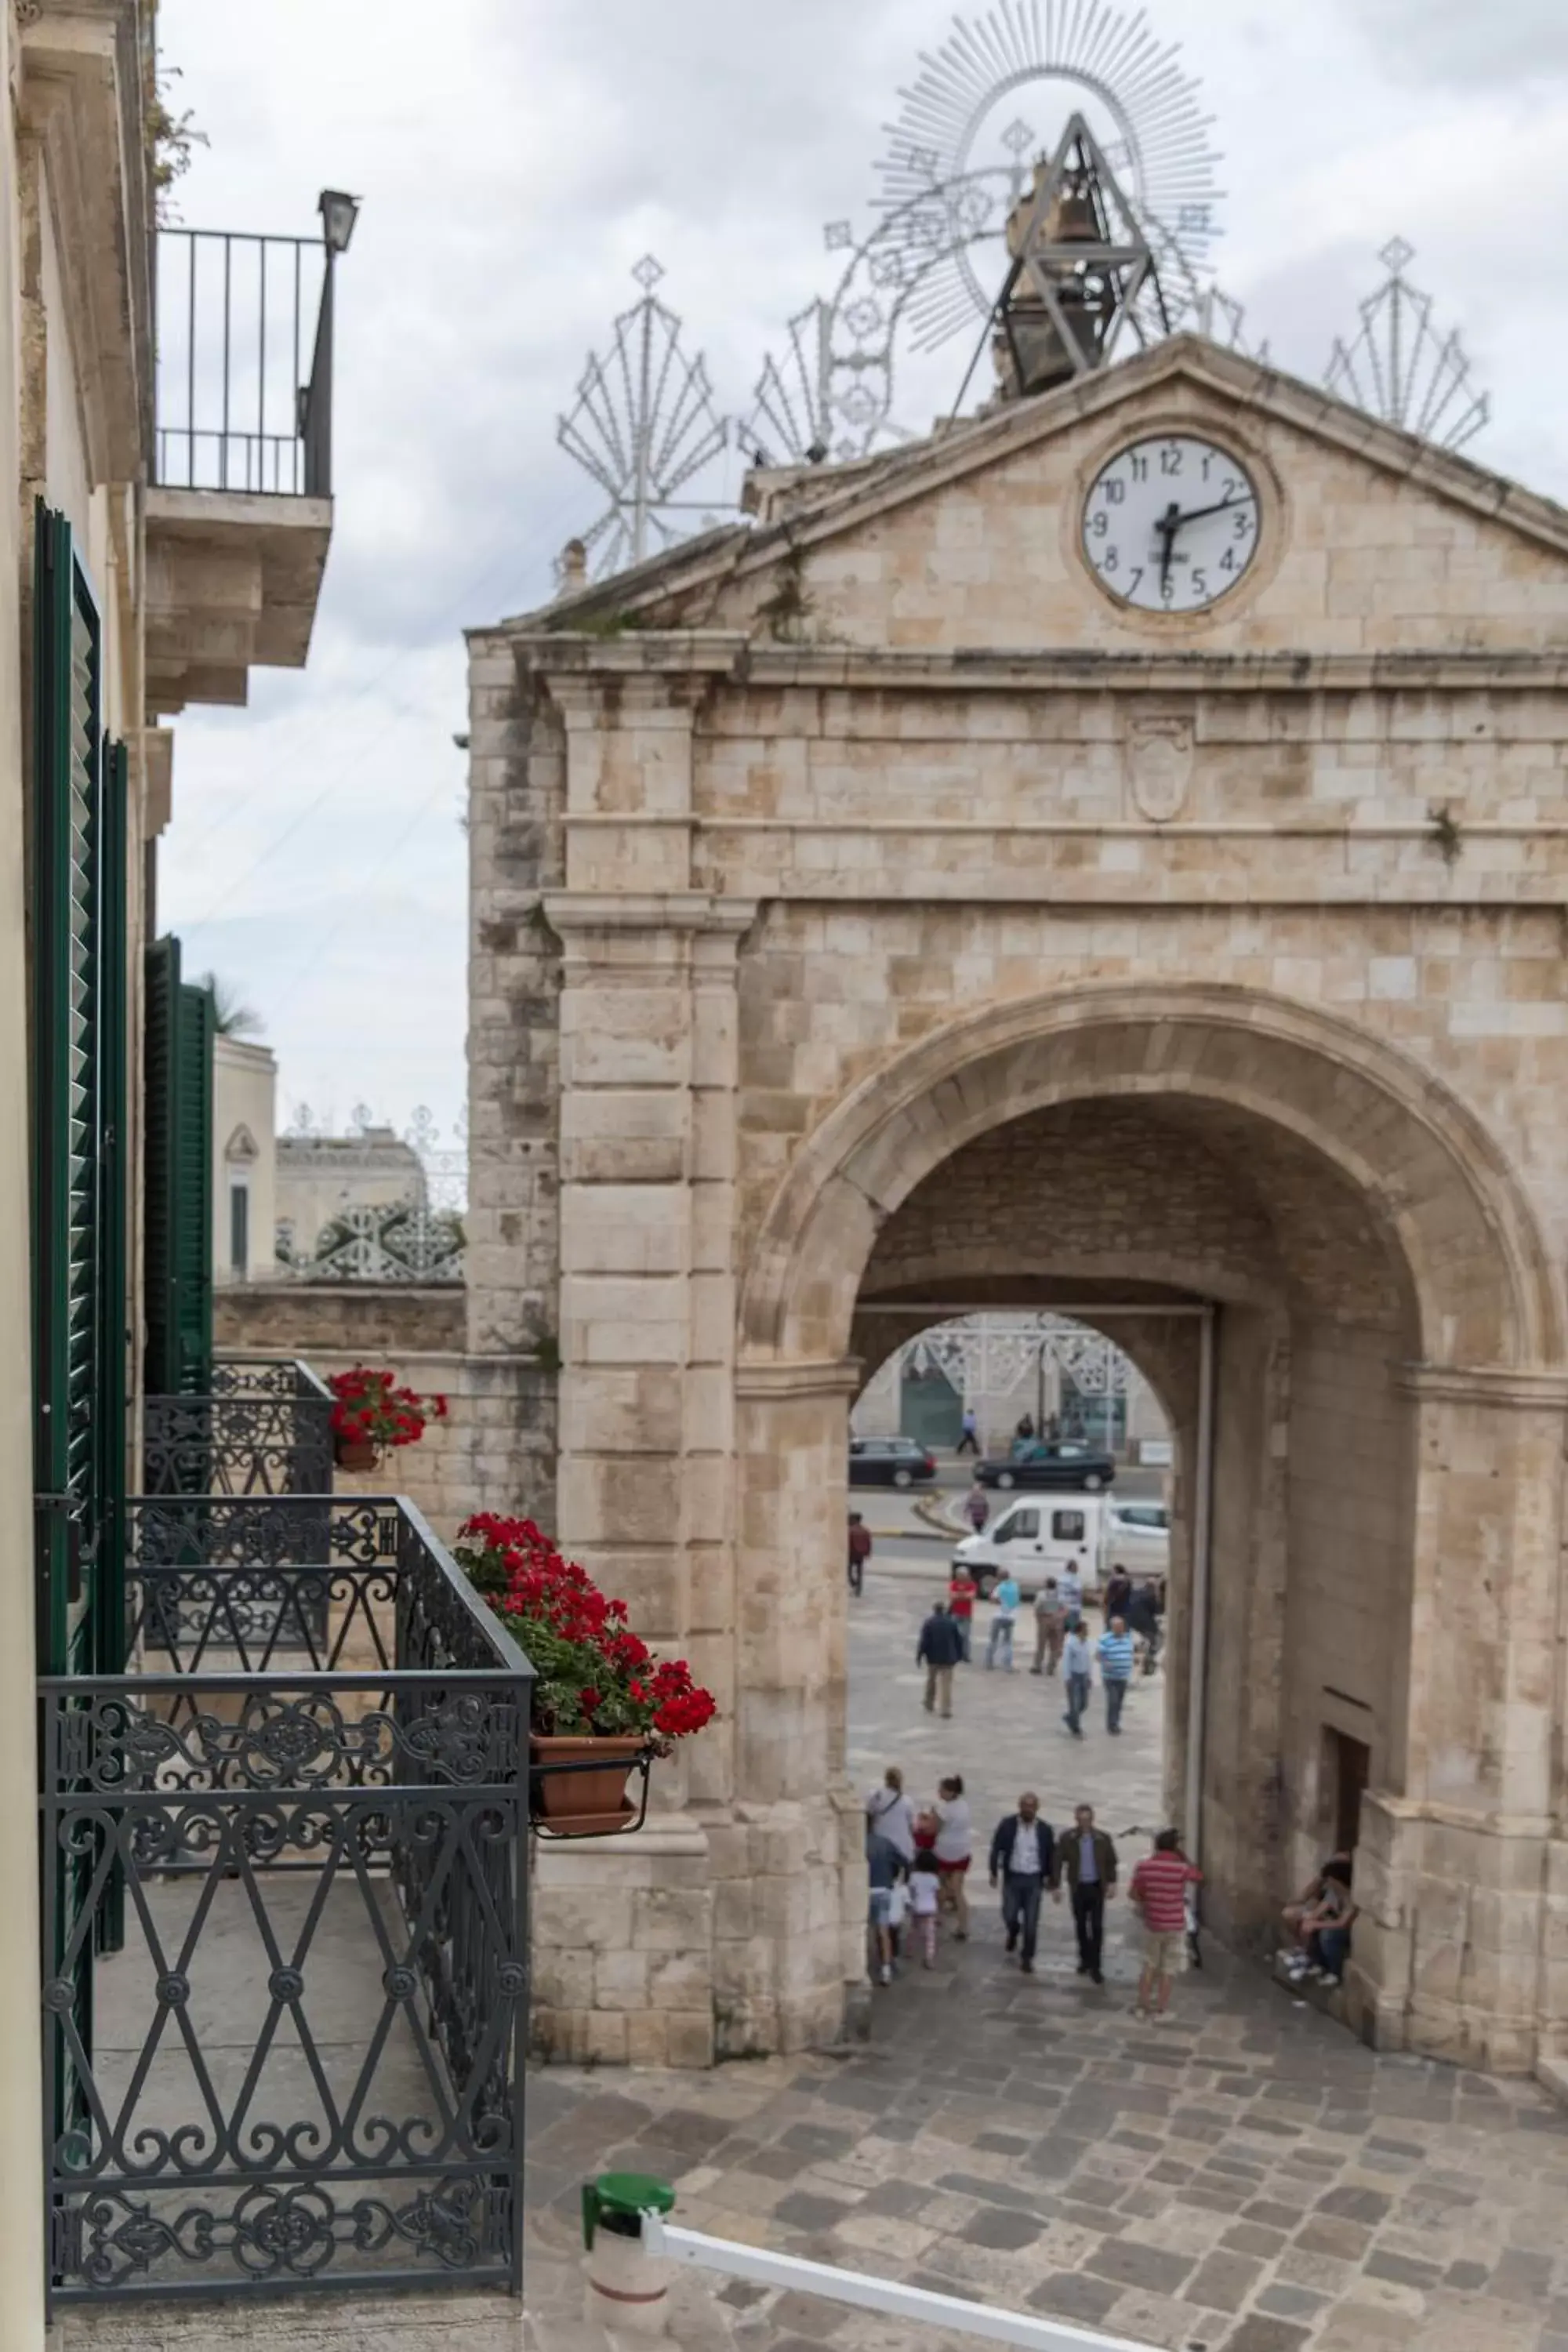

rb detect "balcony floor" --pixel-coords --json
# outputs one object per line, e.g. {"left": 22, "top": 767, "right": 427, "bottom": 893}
{"left": 89, "top": 1874, "right": 437, "bottom": 2154}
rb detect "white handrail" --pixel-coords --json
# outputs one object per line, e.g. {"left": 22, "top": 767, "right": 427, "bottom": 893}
{"left": 641, "top": 2212, "right": 1154, "bottom": 2350}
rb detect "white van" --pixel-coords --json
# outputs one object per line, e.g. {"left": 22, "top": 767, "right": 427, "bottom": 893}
{"left": 1104, "top": 1500, "right": 1171, "bottom": 1581}
{"left": 954, "top": 1499, "right": 1104, "bottom": 1601}
{"left": 955, "top": 1496, "right": 1170, "bottom": 1599}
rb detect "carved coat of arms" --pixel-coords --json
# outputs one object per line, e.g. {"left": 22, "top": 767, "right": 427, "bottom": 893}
{"left": 1125, "top": 714, "right": 1195, "bottom": 823}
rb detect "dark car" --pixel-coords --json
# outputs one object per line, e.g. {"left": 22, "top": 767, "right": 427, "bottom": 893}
{"left": 848, "top": 1437, "right": 938, "bottom": 1490}
{"left": 976, "top": 1439, "right": 1116, "bottom": 1493}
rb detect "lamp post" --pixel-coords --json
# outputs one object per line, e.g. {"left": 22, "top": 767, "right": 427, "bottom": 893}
{"left": 300, "top": 188, "right": 361, "bottom": 495}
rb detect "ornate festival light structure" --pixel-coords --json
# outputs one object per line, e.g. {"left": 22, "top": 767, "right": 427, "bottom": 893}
{"left": 552, "top": 15, "right": 1486, "bottom": 570}
{"left": 747, "top": 0, "right": 1225, "bottom": 462}
{"left": 555, "top": 256, "right": 731, "bottom": 575}
{"left": 1324, "top": 238, "right": 1489, "bottom": 452}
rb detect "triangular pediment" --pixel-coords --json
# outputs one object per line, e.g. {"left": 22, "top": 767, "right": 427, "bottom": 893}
{"left": 528, "top": 335, "right": 1568, "bottom": 662}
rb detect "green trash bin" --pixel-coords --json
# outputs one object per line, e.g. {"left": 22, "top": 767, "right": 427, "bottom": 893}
{"left": 582, "top": 2169, "right": 675, "bottom": 2250}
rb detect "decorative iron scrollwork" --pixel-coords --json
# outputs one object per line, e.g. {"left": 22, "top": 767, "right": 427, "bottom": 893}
{"left": 41, "top": 1488, "right": 532, "bottom": 2304}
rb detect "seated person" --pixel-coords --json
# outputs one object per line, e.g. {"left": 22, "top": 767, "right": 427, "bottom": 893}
{"left": 1301, "top": 1860, "right": 1357, "bottom": 1983}
{"left": 1280, "top": 1848, "right": 1351, "bottom": 1969}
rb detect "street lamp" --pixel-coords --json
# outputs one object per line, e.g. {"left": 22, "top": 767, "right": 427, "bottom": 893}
{"left": 300, "top": 192, "right": 361, "bottom": 493}
{"left": 318, "top": 188, "right": 361, "bottom": 256}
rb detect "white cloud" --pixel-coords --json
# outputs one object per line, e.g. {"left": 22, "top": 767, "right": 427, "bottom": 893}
{"left": 155, "top": 0, "right": 1568, "bottom": 1149}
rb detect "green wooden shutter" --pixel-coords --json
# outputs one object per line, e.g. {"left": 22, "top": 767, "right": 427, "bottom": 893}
{"left": 30, "top": 508, "right": 132, "bottom": 2124}
{"left": 30, "top": 504, "right": 104, "bottom": 1679}
{"left": 94, "top": 740, "right": 130, "bottom": 1675}
{"left": 144, "top": 937, "right": 214, "bottom": 1396}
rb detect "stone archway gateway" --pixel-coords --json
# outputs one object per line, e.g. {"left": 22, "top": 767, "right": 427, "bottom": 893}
{"left": 464, "top": 336, "right": 1568, "bottom": 2075}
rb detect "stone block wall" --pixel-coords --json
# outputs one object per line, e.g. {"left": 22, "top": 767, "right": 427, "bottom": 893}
{"left": 462, "top": 343, "right": 1568, "bottom": 2074}
{"left": 216, "top": 1282, "right": 465, "bottom": 1357}
{"left": 214, "top": 1283, "right": 555, "bottom": 1544}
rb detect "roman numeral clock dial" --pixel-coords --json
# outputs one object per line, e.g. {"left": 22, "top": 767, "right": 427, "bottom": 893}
{"left": 1083, "top": 435, "right": 1261, "bottom": 614}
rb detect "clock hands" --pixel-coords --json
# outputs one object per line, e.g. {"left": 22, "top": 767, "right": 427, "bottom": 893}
{"left": 1156, "top": 500, "right": 1180, "bottom": 598}
{"left": 1154, "top": 486, "right": 1257, "bottom": 598}
{"left": 1163, "top": 488, "right": 1258, "bottom": 531}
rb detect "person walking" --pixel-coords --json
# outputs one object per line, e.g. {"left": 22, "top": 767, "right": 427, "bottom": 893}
{"left": 1052, "top": 1802, "right": 1117, "bottom": 1984}
{"left": 909, "top": 1852, "right": 942, "bottom": 1967}
{"left": 866, "top": 1825, "right": 902, "bottom": 1987}
{"left": 1057, "top": 1562, "right": 1083, "bottom": 1625}
{"left": 1030, "top": 1575, "right": 1067, "bottom": 1675}
{"left": 962, "top": 1479, "right": 989, "bottom": 1533}
{"left": 933, "top": 1774, "right": 972, "bottom": 1940}
{"left": 916, "top": 1602, "right": 964, "bottom": 1718}
{"left": 987, "top": 1793, "right": 1054, "bottom": 1973}
{"left": 946, "top": 1566, "right": 978, "bottom": 1661}
{"left": 1098, "top": 1614, "right": 1135, "bottom": 1733}
{"left": 1062, "top": 1618, "right": 1093, "bottom": 1737}
{"left": 1127, "top": 1578, "right": 1161, "bottom": 1674}
{"left": 866, "top": 1766, "right": 916, "bottom": 1865}
{"left": 847, "top": 1512, "right": 871, "bottom": 1598}
{"left": 956, "top": 1406, "right": 981, "bottom": 1458}
{"left": 1102, "top": 1565, "right": 1132, "bottom": 1628}
{"left": 985, "top": 1570, "right": 1020, "bottom": 1670}
{"left": 1130, "top": 1828, "right": 1203, "bottom": 2021}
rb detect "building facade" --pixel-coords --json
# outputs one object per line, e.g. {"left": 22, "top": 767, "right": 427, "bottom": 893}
{"left": 274, "top": 1125, "right": 427, "bottom": 1267}
{"left": 851, "top": 1312, "right": 1170, "bottom": 1457}
{"left": 466, "top": 333, "right": 1568, "bottom": 2078}
{"left": 212, "top": 1033, "right": 278, "bottom": 1283}
{"left": 1, "top": 5, "right": 340, "bottom": 2330}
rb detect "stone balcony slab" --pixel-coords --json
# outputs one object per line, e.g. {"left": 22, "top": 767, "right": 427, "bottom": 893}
{"left": 145, "top": 485, "right": 332, "bottom": 716}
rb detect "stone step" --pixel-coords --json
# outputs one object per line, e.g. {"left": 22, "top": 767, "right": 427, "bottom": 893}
{"left": 1273, "top": 1948, "right": 1347, "bottom": 2019}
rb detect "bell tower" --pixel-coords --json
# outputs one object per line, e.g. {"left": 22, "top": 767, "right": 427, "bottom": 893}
{"left": 990, "top": 114, "right": 1165, "bottom": 400}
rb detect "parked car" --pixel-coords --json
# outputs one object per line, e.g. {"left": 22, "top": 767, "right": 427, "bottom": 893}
{"left": 848, "top": 1436, "right": 938, "bottom": 1490}
{"left": 975, "top": 1439, "right": 1116, "bottom": 1493}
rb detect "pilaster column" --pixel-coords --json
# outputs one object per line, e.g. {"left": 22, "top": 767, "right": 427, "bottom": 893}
{"left": 726, "top": 1356, "right": 869, "bottom": 2052}
{"left": 550, "top": 673, "right": 703, "bottom": 895}
{"left": 1352, "top": 1363, "right": 1568, "bottom": 2071}
{"left": 546, "top": 891, "right": 754, "bottom": 1735}
{"left": 531, "top": 888, "right": 752, "bottom": 2069}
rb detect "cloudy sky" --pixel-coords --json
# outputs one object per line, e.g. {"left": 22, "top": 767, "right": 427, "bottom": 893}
{"left": 157, "top": 0, "right": 1568, "bottom": 1157}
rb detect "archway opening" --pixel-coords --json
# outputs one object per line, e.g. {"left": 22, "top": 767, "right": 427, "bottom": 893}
{"left": 734, "top": 988, "right": 1557, "bottom": 2055}
{"left": 831, "top": 1083, "right": 1419, "bottom": 1947}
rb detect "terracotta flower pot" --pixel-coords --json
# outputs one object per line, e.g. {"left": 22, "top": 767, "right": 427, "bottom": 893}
{"left": 530, "top": 1733, "right": 645, "bottom": 1836}
{"left": 334, "top": 1436, "right": 379, "bottom": 1472}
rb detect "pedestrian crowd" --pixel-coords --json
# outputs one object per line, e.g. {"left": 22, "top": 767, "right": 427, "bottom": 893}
{"left": 858, "top": 1454, "right": 1358, "bottom": 2021}
{"left": 864, "top": 1766, "right": 975, "bottom": 1979}
{"left": 866, "top": 1761, "right": 1205, "bottom": 2020}
{"left": 913, "top": 1568, "right": 1155, "bottom": 1740}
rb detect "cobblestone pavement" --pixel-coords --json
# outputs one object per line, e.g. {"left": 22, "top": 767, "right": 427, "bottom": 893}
{"left": 59, "top": 1580, "right": 1568, "bottom": 2350}
{"left": 518, "top": 1579, "right": 1568, "bottom": 2351}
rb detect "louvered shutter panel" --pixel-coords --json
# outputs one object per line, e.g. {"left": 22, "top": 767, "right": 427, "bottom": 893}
{"left": 95, "top": 739, "right": 130, "bottom": 1675}
{"left": 143, "top": 938, "right": 215, "bottom": 1396}
{"left": 174, "top": 978, "right": 215, "bottom": 1393}
{"left": 143, "top": 935, "right": 176, "bottom": 1395}
{"left": 30, "top": 505, "right": 104, "bottom": 1677}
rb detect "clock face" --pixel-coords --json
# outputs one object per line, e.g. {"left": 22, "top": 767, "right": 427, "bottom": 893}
{"left": 1082, "top": 435, "right": 1261, "bottom": 615}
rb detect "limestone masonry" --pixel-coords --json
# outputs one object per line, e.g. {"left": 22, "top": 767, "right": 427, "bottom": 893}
{"left": 464, "top": 336, "right": 1568, "bottom": 2076}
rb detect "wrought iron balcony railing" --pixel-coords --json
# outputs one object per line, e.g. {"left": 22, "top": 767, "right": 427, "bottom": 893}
{"left": 41, "top": 1494, "right": 534, "bottom": 2309}
{"left": 154, "top": 212, "right": 347, "bottom": 498}
{"left": 142, "top": 1357, "right": 334, "bottom": 1497}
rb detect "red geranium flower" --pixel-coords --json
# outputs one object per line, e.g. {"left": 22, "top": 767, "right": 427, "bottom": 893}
{"left": 452, "top": 1516, "right": 718, "bottom": 1749}
{"left": 327, "top": 1365, "right": 447, "bottom": 1453}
